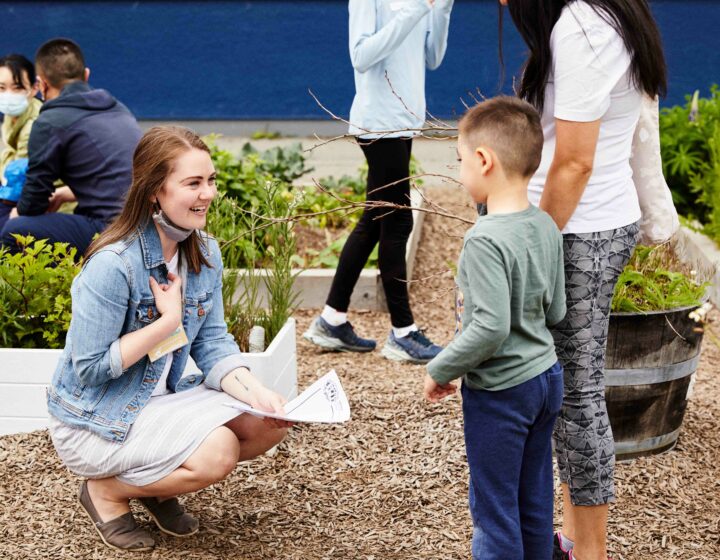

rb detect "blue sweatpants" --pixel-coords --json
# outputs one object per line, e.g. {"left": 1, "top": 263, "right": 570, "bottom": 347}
{"left": 0, "top": 212, "right": 107, "bottom": 256}
{"left": 462, "top": 361, "right": 563, "bottom": 560}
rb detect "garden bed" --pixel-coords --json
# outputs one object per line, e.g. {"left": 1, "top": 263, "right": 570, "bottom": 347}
{"left": 227, "top": 189, "right": 426, "bottom": 311}
{"left": 0, "top": 319, "right": 298, "bottom": 437}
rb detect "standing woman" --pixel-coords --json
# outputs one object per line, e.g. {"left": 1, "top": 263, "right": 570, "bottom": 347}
{"left": 499, "top": 1, "right": 667, "bottom": 559}
{"left": 48, "top": 126, "right": 290, "bottom": 552}
{"left": 304, "top": 0, "right": 453, "bottom": 363}
{"left": 0, "top": 54, "right": 41, "bottom": 230}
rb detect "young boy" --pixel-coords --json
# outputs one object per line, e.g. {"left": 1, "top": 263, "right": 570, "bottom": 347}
{"left": 423, "top": 96, "right": 566, "bottom": 560}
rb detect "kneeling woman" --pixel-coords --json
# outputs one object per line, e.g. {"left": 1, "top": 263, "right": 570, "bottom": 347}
{"left": 47, "top": 126, "right": 290, "bottom": 552}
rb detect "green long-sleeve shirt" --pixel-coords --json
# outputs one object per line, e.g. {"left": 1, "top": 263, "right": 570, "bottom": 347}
{"left": 427, "top": 204, "right": 566, "bottom": 391}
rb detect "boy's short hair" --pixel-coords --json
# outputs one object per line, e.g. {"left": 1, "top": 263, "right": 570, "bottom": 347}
{"left": 459, "top": 96, "right": 544, "bottom": 179}
{"left": 35, "top": 38, "right": 85, "bottom": 88}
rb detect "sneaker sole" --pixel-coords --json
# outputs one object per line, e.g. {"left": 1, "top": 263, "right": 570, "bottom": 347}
{"left": 381, "top": 344, "right": 432, "bottom": 364}
{"left": 303, "top": 331, "right": 375, "bottom": 353}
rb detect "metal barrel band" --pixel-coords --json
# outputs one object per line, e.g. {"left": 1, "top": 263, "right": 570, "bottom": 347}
{"left": 605, "top": 353, "right": 700, "bottom": 386}
{"left": 614, "top": 428, "right": 682, "bottom": 456}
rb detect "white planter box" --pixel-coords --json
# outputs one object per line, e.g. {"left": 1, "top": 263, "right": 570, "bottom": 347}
{"left": 0, "top": 318, "right": 297, "bottom": 437}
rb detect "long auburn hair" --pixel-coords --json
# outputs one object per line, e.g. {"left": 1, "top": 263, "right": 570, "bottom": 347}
{"left": 500, "top": 0, "right": 667, "bottom": 112}
{"left": 86, "top": 126, "right": 212, "bottom": 273}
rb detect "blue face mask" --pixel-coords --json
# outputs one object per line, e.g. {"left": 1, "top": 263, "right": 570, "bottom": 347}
{"left": 0, "top": 92, "right": 29, "bottom": 117}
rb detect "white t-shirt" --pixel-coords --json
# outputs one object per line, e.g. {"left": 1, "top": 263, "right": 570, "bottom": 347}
{"left": 151, "top": 251, "right": 180, "bottom": 398}
{"left": 528, "top": 1, "right": 642, "bottom": 234}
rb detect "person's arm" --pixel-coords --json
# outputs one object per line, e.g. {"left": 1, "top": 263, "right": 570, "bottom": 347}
{"left": 189, "top": 239, "right": 260, "bottom": 394}
{"left": 349, "top": 0, "right": 431, "bottom": 73}
{"left": 193, "top": 241, "right": 289, "bottom": 420}
{"left": 70, "top": 251, "right": 180, "bottom": 386}
{"left": 46, "top": 185, "right": 77, "bottom": 213}
{"left": 424, "top": 0, "right": 453, "bottom": 70}
{"left": 15, "top": 119, "right": 61, "bottom": 216}
{"left": 539, "top": 118, "right": 600, "bottom": 230}
{"left": 220, "top": 367, "right": 286, "bottom": 413}
{"left": 426, "top": 237, "right": 511, "bottom": 385}
{"left": 545, "top": 238, "right": 567, "bottom": 327}
{"left": 117, "top": 272, "right": 183, "bottom": 369}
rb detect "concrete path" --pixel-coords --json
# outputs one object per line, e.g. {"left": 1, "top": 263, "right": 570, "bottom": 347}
{"left": 216, "top": 136, "right": 460, "bottom": 188}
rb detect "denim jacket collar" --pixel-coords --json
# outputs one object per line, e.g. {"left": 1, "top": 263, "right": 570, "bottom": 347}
{"left": 138, "top": 220, "right": 166, "bottom": 269}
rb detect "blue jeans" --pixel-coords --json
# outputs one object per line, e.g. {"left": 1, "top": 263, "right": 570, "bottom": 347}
{"left": 0, "top": 212, "right": 107, "bottom": 256}
{"left": 463, "top": 361, "right": 563, "bottom": 560}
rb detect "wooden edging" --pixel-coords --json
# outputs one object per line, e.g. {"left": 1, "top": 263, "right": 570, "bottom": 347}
{"left": 228, "top": 189, "right": 426, "bottom": 311}
{"left": 673, "top": 226, "right": 720, "bottom": 305}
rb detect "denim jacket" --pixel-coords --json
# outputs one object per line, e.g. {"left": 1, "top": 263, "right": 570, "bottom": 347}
{"left": 47, "top": 221, "right": 247, "bottom": 443}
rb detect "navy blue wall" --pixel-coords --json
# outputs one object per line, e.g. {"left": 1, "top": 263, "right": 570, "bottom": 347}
{"left": 0, "top": 1, "right": 718, "bottom": 120}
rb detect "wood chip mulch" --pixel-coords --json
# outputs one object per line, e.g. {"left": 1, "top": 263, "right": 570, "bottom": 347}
{"left": 1, "top": 185, "right": 719, "bottom": 559}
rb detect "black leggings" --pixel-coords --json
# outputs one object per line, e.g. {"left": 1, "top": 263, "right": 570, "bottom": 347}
{"left": 326, "top": 137, "right": 414, "bottom": 328}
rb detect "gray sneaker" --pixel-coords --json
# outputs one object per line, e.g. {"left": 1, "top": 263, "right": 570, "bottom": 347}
{"left": 303, "top": 317, "right": 376, "bottom": 352}
{"left": 381, "top": 329, "right": 443, "bottom": 364}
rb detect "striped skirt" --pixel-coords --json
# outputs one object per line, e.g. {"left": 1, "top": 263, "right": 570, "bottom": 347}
{"left": 49, "top": 386, "right": 243, "bottom": 487}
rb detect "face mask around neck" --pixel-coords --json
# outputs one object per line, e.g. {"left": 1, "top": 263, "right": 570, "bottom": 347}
{"left": 152, "top": 207, "right": 194, "bottom": 242}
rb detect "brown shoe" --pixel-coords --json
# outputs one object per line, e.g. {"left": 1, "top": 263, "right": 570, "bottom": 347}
{"left": 139, "top": 497, "right": 199, "bottom": 537}
{"left": 78, "top": 481, "right": 155, "bottom": 552}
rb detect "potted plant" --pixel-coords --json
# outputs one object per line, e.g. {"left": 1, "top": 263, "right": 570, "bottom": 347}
{"left": 605, "top": 243, "right": 710, "bottom": 461}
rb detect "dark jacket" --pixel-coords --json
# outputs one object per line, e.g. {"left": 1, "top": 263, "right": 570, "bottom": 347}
{"left": 17, "top": 81, "right": 142, "bottom": 222}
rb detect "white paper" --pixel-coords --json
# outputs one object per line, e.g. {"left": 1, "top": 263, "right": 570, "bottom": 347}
{"left": 224, "top": 370, "right": 350, "bottom": 424}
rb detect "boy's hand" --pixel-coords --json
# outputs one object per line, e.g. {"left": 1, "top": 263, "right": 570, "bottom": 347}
{"left": 424, "top": 374, "right": 457, "bottom": 403}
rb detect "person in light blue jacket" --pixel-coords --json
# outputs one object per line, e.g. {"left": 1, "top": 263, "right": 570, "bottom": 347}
{"left": 305, "top": 0, "right": 453, "bottom": 364}
{"left": 47, "top": 126, "right": 290, "bottom": 552}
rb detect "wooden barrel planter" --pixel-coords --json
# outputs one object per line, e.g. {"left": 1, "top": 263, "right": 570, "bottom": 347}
{"left": 605, "top": 304, "right": 704, "bottom": 461}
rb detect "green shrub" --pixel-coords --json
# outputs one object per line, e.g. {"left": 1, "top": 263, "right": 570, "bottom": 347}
{"left": 239, "top": 142, "right": 312, "bottom": 185}
{"left": 660, "top": 85, "right": 720, "bottom": 240}
{"left": 207, "top": 138, "right": 423, "bottom": 271}
{"left": 0, "top": 236, "right": 80, "bottom": 348}
{"left": 611, "top": 245, "right": 708, "bottom": 313}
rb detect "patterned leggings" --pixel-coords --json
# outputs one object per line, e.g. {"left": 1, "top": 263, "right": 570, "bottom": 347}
{"left": 552, "top": 222, "right": 639, "bottom": 506}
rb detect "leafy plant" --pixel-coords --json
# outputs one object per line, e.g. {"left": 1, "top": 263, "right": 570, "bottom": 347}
{"left": 660, "top": 86, "right": 720, "bottom": 240}
{"left": 209, "top": 192, "right": 262, "bottom": 269}
{"left": 250, "top": 129, "right": 281, "bottom": 140}
{"left": 239, "top": 142, "right": 312, "bottom": 185}
{"left": 611, "top": 244, "right": 708, "bottom": 313}
{"left": 294, "top": 186, "right": 364, "bottom": 230}
{"left": 221, "top": 182, "right": 299, "bottom": 351}
{"left": 222, "top": 213, "right": 268, "bottom": 353}
{"left": 301, "top": 234, "right": 378, "bottom": 269}
{"left": 259, "top": 182, "right": 301, "bottom": 340}
{"left": 0, "top": 236, "right": 80, "bottom": 348}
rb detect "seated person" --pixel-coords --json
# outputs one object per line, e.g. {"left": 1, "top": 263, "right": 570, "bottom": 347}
{"left": 0, "top": 38, "right": 142, "bottom": 254}
{"left": 0, "top": 54, "right": 42, "bottom": 230}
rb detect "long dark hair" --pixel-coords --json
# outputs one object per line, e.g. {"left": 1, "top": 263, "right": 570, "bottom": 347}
{"left": 500, "top": 0, "right": 667, "bottom": 112}
{"left": 86, "top": 126, "right": 212, "bottom": 274}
